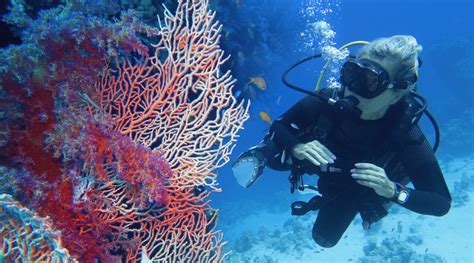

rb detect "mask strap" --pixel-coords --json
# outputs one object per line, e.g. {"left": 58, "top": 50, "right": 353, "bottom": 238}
{"left": 415, "top": 56, "right": 422, "bottom": 79}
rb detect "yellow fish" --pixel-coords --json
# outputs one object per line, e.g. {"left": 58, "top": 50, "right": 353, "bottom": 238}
{"left": 259, "top": 111, "right": 272, "bottom": 125}
{"left": 249, "top": 76, "right": 267, "bottom": 91}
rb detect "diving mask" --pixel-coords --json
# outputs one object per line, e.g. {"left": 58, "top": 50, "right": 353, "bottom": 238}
{"left": 340, "top": 58, "right": 417, "bottom": 99}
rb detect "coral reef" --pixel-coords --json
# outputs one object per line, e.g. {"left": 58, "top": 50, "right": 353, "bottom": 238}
{"left": 0, "top": 194, "right": 75, "bottom": 262}
{"left": 1, "top": 1, "right": 162, "bottom": 260}
{"left": 443, "top": 157, "right": 474, "bottom": 208}
{"left": 225, "top": 216, "right": 318, "bottom": 262}
{"left": 1, "top": 0, "right": 249, "bottom": 261}
{"left": 360, "top": 237, "right": 445, "bottom": 263}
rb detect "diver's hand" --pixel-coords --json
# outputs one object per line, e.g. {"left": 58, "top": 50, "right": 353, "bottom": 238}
{"left": 291, "top": 140, "right": 336, "bottom": 166}
{"left": 351, "top": 163, "right": 396, "bottom": 199}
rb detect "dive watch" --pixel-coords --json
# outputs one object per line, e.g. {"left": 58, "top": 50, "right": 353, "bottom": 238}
{"left": 392, "top": 183, "right": 410, "bottom": 204}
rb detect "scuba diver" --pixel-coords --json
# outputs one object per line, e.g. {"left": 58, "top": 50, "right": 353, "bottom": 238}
{"left": 231, "top": 35, "right": 451, "bottom": 248}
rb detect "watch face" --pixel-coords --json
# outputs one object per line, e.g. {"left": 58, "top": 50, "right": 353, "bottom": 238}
{"left": 398, "top": 190, "right": 409, "bottom": 203}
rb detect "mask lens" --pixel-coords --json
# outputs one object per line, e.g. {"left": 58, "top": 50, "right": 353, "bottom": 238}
{"left": 341, "top": 59, "right": 389, "bottom": 98}
{"left": 341, "top": 61, "right": 360, "bottom": 88}
{"left": 363, "top": 69, "right": 381, "bottom": 92}
{"left": 393, "top": 75, "right": 417, "bottom": 91}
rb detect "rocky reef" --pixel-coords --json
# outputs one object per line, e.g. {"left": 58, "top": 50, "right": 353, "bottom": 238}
{"left": 361, "top": 237, "right": 445, "bottom": 263}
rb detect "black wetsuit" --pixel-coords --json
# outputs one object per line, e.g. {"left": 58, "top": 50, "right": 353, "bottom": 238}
{"left": 259, "top": 91, "right": 451, "bottom": 247}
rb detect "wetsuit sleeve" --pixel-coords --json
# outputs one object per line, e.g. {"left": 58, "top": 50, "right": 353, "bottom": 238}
{"left": 397, "top": 125, "right": 451, "bottom": 216}
{"left": 268, "top": 95, "right": 321, "bottom": 153}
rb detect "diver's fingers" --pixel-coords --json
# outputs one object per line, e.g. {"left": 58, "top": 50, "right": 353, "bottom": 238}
{"left": 308, "top": 144, "right": 332, "bottom": 164}
{"left": 309, "top": 140, "right": 332, "bottom": 156}
{"left": 313, "top": 140, "right": 337, "bottom": 159}
{"left": 354, "top": 163, "right": 384, "bottom": 172}
{"left": 302, "top": 151, "right": 321, "bottom": 166}
{"left": 308, "top": 143, "right": 334, "bottom": 163}
{"left": 351, "top": 168, "right": 382, "bottom": 178}
{"left": 351, "top": 173, "right": 384, "bottom": 185}
{"left": 306, "top": 148, "right": 330, "bottom": 165}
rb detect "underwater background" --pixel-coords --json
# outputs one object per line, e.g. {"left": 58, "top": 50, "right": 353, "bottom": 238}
{"left": 214, "top": 0, "right": 474, "bottom": 262}
{"left": 0, "top": 0, "right": 472, "bottom": 262}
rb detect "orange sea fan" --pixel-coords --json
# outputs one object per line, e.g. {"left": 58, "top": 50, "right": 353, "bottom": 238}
{"left": 86, "top": 0, "right": 250, "bottom": 261}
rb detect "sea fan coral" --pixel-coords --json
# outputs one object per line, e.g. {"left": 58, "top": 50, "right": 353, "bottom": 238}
{"left": 82, "top": 0, "right": 250, "bottom": 260}
{"left": 1, "top": 0, "right": 249, "bottom": 261}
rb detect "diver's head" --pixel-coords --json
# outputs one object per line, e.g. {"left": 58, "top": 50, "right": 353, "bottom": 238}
{"left": 340, "top": 35, "right": 422, "bottom": 120}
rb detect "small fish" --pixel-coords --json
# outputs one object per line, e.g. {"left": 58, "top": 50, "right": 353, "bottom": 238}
{"left": 259, "top": 111, "right": 272, "bottom": 125}
{"left": 425, "top": 248, "right": 429, "bottom": 253}
{"left": 249, "top": 76, "right": 267, "bottom": 91}
{"left": 277, "top": 95, "right": 282, "bottom": 105}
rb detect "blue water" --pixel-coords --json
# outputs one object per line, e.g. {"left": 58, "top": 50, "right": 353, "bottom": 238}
{"left": 1, "top": 0, "right": 473, "bottom": 261}
{"left": 215, "top": 0, "right": 473, "bottom": 204}
{"left": 213, "top": 0, "right": 474, "bottom": 261}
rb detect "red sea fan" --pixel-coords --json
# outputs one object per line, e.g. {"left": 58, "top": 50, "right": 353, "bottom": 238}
{"left": 46, "top": 109, "right": 172, "bottom": 206}
{"left": 1, "top": 0, "right": 250, "bottom": 261}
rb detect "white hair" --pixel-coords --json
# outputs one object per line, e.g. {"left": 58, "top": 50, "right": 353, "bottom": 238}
{"left": 357, "top": 35, "right": 422, "bottom": 80}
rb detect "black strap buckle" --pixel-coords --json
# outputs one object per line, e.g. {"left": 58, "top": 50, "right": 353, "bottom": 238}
{"left": 291, "top": 195, "right": 324, "bottom": 216}
{"left": 289, "top": 171, "right": 302, "bottom": 194}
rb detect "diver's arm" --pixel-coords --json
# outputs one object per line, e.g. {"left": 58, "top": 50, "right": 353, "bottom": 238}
{"left": 268, "top": 95, "right": 322, "bottom": 152}
{"left": 397, "top": 126, "right": 451, "bottom": 216}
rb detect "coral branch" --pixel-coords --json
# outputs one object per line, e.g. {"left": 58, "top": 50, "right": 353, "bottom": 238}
{"left": 1, "top": 0, "right": 248, "bottom": 261}
{"left": 87, "top": 0, "right": 249, "bottom": 260}
{"left": 0, "top": 194, "right": 76, "bottom": 262}
{"left": 96, "top": 0, "right": 249, "bottom": 192}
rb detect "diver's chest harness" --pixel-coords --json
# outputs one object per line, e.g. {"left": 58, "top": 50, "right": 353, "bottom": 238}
{"left": 287, "top": 93, "right": 428, "bottom": 226}
{"left": 288, "top": 94, "right": 421, "bottom": 194}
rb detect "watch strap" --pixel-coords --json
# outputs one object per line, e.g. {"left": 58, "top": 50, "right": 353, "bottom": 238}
{"left": 391, "top": 183, "right": 410, "bottom": 204}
